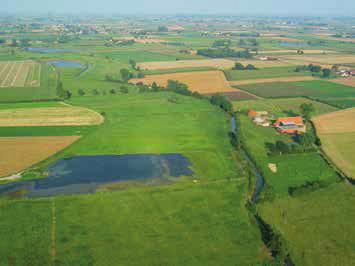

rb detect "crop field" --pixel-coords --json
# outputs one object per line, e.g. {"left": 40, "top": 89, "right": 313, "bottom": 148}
{"left": 278, "top": 54, "right": 355, "bottom": 66}
{"left": 0, "top": 63, "right": 57, "bottom": 103}
{"left": 238, "top": 80, "right": 355, "bottom": 99}
{"left": 234, "top": 59, "right": 294, "bottom": 68}
{"left": 225, "top": 66, "right": 313, "bottom": 81}
{"left": 257, "top": 49, "right": 338, "bottom": 54}
{"left": 329, "top": 77, "right": 355, "bottom": 87}
{"left": 233, "top": 97, "right": 338, "bottom": 116}
{"left": 230, "top": 76, "right": 317, "bottom": 86}
{"left": 0, "top": 106, "right": 104, "bottom": 127}
{"left": 137, "top": 59, "right": 236, "bottom": 70}
{"left": 259, "top": 182, "right": 355, "bottom": 266}
{"left": 313, "top": 108, "right": 355, "bottom": 178}
{"left": 96, "top": 50, "right": 177, "bottom": 62}
{"left": 0, "top": 60, "right": 40, "bottom": 88}
{"left": 313, "top": 108, "right": 355, "bottom": 134}
{"left": 130, "top": 70, "right": 238, "bottom": 94}
{"left": 0, "top": 136, "right": 80, "bottom": 177}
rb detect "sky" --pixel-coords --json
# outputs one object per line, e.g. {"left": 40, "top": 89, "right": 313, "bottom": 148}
{"left": 2, "top": 0, "right": 355, "bottom": 16}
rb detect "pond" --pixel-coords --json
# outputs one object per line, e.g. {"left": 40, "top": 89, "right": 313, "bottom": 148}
{"left": 0, "top": 154, "right": 193, "bottom": 198}
{"left": 26, "top": 47, "right": 79, "bottom": 53}
{"left": 48, "top": 60, "right": 84, "bottom": 68}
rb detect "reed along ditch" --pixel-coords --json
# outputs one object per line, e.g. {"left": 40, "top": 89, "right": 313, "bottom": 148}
{"left": 231, "top": 115, "right": 294, "bottom": 265}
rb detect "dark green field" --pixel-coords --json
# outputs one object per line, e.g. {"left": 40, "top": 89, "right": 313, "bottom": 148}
{"left": 238, "top": 80, "right": 355, "bottom": 103}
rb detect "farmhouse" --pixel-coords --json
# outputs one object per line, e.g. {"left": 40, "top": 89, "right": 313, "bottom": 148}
{"left": 248, "top": 109, "right": 270, "bottom": 127}
{"left": 273, "top": 116, "right": 306, "bottom": 134}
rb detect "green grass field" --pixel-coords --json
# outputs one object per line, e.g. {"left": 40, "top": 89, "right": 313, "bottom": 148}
{"left": 258, "top": 182, "right": 355, "bottom": 266}
{"left": 224, "top": 66, "right": 311, "bottom": 81}
{"left": 0, "top": 180, "right": 269, "bottom": 265}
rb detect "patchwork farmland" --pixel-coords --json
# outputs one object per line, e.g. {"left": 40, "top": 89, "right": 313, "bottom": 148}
{"left": 0, "top": 136, "right": 80, "bottom": 177}
{"left": 0, "top": 61, "right": 41, "bottom": 88}
{"left": 313, "top": 108, "right": 355, "bottom": 179}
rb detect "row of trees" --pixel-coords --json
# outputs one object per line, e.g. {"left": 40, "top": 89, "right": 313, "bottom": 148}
{"left": 233, "top": 62, "right": 257, "bottom": 70}
{"left": 77, "top": 86, "right": 129, "bottom": 97}
{"left": 295, "top": 64, "right": 332, "bottom": 78}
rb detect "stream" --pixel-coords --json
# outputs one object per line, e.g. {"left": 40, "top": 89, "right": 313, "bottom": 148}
{"left": 231, "top": 116, "right": 294, "bottom": 265}
{"left": 230, "top": 116, "right": 264, "bottom": 203}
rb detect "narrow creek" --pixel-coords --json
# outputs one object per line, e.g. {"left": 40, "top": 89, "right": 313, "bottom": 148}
{"left": 230, "top": 116, "right": 264, "bottom": 203}
{"left": 230, "top": 115, "right": 294, "bottom": 265}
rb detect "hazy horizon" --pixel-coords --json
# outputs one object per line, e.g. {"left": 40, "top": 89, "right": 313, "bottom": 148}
{"left": 2, "top": 0, "right": 355, "bottom": 16}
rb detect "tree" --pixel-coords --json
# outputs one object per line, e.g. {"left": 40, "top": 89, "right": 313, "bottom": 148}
{"left": 210, "top": 94, "right": 233, "bottom": 113}
{"left": 137, "top": 72, "right": 145, "bottom": 78}
{"left": 120, "top": 86, "right": 128, "bottom": 94}
{"left": 64, "top": 90, "right": 72, "bottom": 99}
{"left": 120, "top": 68, "right": 132, "bottom": 82}
{"left": 78, "top": 89, "right": 85, "bottom": 96}
{"left": 322, "top": 68, "right": 331, "bottom": 78}
{"left": 92, "top": 89, "right": 99, "bottom": 96}
{"left": 300, "top": 103, "right": 315, "bottom": 121}
{"left": 245, "top": 64, "right": 257, "bottom": 70}
{"left": 10, "top": 39, "right": 17, "bottom": 47}
{"left": 151, "top": 82, "right": 159, "bottom": 92}
{"left": 129, "top": 59, "right": 136, "bottom": 69}
{"left": 158, "top": 26, "right": 169, "bottom": 32}
{"left": 296, "top": 132, "right": 314, "bottom": 147}
{"left": 233, "top": 62, "right": 245, "bottom": 70}
{"left": 109, "top": 89, "right": 116, "bottom": 94}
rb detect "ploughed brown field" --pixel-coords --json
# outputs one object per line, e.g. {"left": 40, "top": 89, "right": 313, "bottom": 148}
{"left": 137, "top": 59, "right": 236, "bottom": 70}
{"left": 130, "top": 70, "right": 239, "bottom": 94}
{"left": 0, "top": 136, "right": 80, "bottom": 177}
{"left": 313, "top": 108, "right": 355, "bottom": 179}
{"left": 0, "top": 106, "right": 104, "bottom": 127}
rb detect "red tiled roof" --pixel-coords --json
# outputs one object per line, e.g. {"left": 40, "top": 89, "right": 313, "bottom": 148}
{"left": 275, "top": 116, "right": 303, "bottom": 124}
{"left": 248, "top": 109, "right": 257, "bottom": 117}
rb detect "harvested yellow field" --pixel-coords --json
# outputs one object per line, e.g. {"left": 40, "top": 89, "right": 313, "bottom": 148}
{"left": 130, "top": 70, "right": 237, "bottom": 94}
{"left": 313, "top": 108, "right": 355, "bottom": 134}
{"left": 137, "top": 59, "right": 236, "bottom": 70}
{"left": 313, "top": 108, "right": 355, "bottom": 179}
{"left": 229, "top": 76, "right": 318, "bottom": 86}
{"left": 0, "top": 60, "right": 40, "bottom": 88}
{"left": 330, "top": 77, "right": 355, "bottom": 87}
{"left": 0, "top": 136, "right": 80, "bottom": 177}
{"left": 0, "top": 106, "right": 104, "bottom": 127}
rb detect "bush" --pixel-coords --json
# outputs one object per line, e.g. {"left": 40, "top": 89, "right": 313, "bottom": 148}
{"left": 78, "top": 89, "right": 85, "bottom": 96}
{"left": 120, "top": 86, "right": 128, "bottom": 94}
